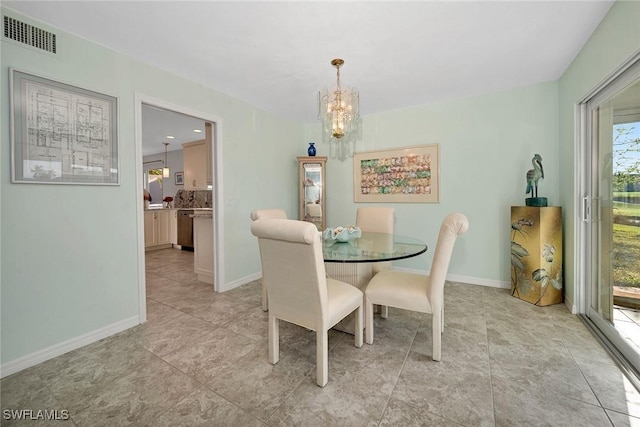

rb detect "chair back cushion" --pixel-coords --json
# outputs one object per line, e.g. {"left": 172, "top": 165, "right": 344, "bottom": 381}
{"left": 250, "top": 209, "right": 288, "bottom": 221}
{"left": 356, "top": 207, "right": 394, "bottom": 274}
{"left": 356, "top": 207, "right": 395, "bottom": 234}
{"left": 428, "top": 212, "right": 469, "bottom": 304}
{"left": 251, "top": 219, "right": 327, "bottom": 329}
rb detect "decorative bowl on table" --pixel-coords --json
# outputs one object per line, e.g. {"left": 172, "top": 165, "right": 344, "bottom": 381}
{"left": 323, "top": 226, "right": 362, "bottom": 243}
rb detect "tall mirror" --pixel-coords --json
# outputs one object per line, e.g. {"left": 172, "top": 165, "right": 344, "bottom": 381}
{"left": 297, "top": 156, "right": 327, "bottom": 231}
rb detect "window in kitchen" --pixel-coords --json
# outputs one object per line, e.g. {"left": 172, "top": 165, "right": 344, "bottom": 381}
{"left": 144, "top": 168, "right": 164, "bottom": 207}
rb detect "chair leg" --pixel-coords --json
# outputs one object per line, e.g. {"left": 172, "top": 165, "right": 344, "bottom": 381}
{"left": 317, "top": 329, "right": 328, "bottom": 387}
{"left": 365, "top": 297, "right": 374, "bottom": 345}
{"left": 432, "top": 312, "right": 442, "bottom": 361}
{"left": 354, "top": 305, "right": 363, "bottom": 348}
{"left": 268, "top": 315, "right": 279, "bottom": 364}
{"left": 262, "top": 283, "right": 268, "bottom": 312}
{"left": 381, "top": 305, "right": 388, "bottom": 319}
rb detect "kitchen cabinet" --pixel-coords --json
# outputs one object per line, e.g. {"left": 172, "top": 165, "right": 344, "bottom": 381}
{"left": 169, "top": 209, "right": 178, "bottom": 245}
{"left": 193, "top": 213, "right": 214, "bottom": 284}
{"left": 144, "top": 210, "right": 172, "bottom": 250}
{"left": 144, "top": 211, "right": 155, "bottom": 247}
{"left": 183, "top": 123, "right": 212, "bottom": 190}
{"left": 182, "top": 139, "right": 207, "bottom": 189}
{"left": 297, "top": 156, "right": 327, "bottom": 231}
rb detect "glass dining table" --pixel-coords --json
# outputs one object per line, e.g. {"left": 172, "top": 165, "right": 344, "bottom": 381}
{"left": 322, "top": 231, "right": 428, "bottom": 334}
{"left": 322, "top": 231, "right": 428, "bottom": 264}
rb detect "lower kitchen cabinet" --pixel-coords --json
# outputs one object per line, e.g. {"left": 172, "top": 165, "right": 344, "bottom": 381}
{"left": 144, "top": 210, "right": 172, "bottom": 250}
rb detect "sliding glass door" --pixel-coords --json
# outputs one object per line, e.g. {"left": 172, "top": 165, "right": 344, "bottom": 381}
{"left": 581, "top": 58, "right": 640, "bottom": 372}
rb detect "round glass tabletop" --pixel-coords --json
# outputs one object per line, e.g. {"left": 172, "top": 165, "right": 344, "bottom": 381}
{"left": 322, "top": 231, "right": 428, "bottom": 263}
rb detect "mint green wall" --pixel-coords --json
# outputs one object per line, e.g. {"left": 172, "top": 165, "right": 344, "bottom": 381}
{"left": 0, "top": 8, "right": 302, "bottom": 365}
{"left": 307, "top": 82, "right": 559, "bottom": 285}
{"left": 558, "top": 1, "right": 640, "bottom": 308}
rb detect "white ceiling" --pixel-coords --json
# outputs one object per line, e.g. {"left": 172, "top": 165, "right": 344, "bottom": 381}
{"left": 141, "top": 105, "right": 205, "bottom": 156}
{"left": 4, "top": 1, "right": 615, "bottom": 155}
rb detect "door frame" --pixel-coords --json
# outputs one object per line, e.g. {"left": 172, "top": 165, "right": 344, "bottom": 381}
{"left": 576, "top": 51, "right": 640, "bottom": 316}
{"left": 134, "top": 94, "right": 225, "bottom": 322}
{"left": 575, "top": 51, "right": 640, "bottom": 384}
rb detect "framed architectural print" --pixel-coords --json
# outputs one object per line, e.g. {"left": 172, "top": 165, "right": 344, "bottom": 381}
{"left": 354, "top": 144, "right": 440, "bottom": 203}
{"left": 10, "top": 69, "right": 119, "bottom": 184}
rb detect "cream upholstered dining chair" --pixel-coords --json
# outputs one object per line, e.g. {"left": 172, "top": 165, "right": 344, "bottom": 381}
{"left": 356, "top": 206, "right": 395, "bottom": 317}
{"left": 364, "top": 212, "right": 469, "bottom": 361}
{"left": 356, "top": 206, "right": 395, "bottom": 275}
{"left": 251, "top": 218, "right": 363, "bottom": 387}
{"left": 250, "top": 209, "right": 288, "bottom": 311}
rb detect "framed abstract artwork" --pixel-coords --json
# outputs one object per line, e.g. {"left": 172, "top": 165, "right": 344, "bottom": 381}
{"left": 353, "top": 144, "right": 440, "bottom": 203}
{"left": 10, "top": 68, "right": 119, "bottom": 185}
{"left": 175, "top": 171, "right": 184, "bottom": 185}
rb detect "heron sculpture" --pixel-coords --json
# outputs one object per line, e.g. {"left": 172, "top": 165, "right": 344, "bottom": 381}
{"left": 525, "top": 154, "right": 544, "bottom": 198}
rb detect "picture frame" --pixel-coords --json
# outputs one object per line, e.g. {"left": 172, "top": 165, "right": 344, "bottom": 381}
{"left": 10, "top": 69, "right": 119, "bottom": 185}
{"left": 354, "top": 144, "right": 440, "bottom": 203}
{"left": 175, "top": 171, "right": 184, "bottom": 185}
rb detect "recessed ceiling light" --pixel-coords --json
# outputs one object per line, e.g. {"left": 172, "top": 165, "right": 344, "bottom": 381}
{"left": 193, "top": 129, "right": 202, "bottom": 133}
{"left": 166, "top": 135, "right": 175, "bottom": 139}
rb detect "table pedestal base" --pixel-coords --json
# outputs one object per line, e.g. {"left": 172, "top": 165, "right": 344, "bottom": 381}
{"left": 325, "top": 263, "right": 372, "bottom": 334}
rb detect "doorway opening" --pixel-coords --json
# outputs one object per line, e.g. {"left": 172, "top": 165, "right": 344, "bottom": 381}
{"left": 136, "top": 95, "right": 224, "bottom": 323}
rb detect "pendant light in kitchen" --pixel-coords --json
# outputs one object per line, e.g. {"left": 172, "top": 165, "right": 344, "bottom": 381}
{"left": 162, "top": 142, "right": 170, "bottom": 178}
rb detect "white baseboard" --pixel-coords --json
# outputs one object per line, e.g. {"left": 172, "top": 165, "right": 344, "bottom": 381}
{"left": 392, "top": 266, "right": 511, "bottom": 289}
{"left": 447, "top": 273, "right": 511, "bottom": 289}
{"left": 564, "top": 295, "right": 577, "bottom": 314}
{"left": 0, "top": 316, "right": 140, "bottom": 379}
{"left": 219, "top": 272, "right": 261, "bottom": 292}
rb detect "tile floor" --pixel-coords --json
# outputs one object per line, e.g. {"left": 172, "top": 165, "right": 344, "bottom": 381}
{"left": 614, "top": 285, "right": 640, "bottom": 356}
{"left": 614, "top": 306, "right": 640, "bottom": 355}
{"left": 3, "top": 247, "right": 640, "bottom": 426}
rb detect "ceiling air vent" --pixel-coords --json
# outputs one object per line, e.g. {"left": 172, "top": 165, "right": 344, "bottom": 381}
{"left": 3, "top": 15, "right": 56, "bottom": 54}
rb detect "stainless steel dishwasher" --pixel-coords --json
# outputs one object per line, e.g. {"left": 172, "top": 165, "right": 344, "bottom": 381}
{"left": 177, "top": 210, "right": 194, "bottom": 250}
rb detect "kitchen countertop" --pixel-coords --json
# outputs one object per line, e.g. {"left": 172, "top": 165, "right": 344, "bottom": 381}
{"left": 145, "top": 207, "right": 212, "bottom": 210}
{"left": 145, "top": 207, "right": 213, "bottom": 212}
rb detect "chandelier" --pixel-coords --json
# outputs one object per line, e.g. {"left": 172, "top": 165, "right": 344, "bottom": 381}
{"left": 318, "top": 58, "right": 361, "bottom": 145}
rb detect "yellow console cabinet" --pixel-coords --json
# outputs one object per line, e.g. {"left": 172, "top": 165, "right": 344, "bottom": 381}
{"left": 510, "top": 206, "right": 563, "bottom": 306}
